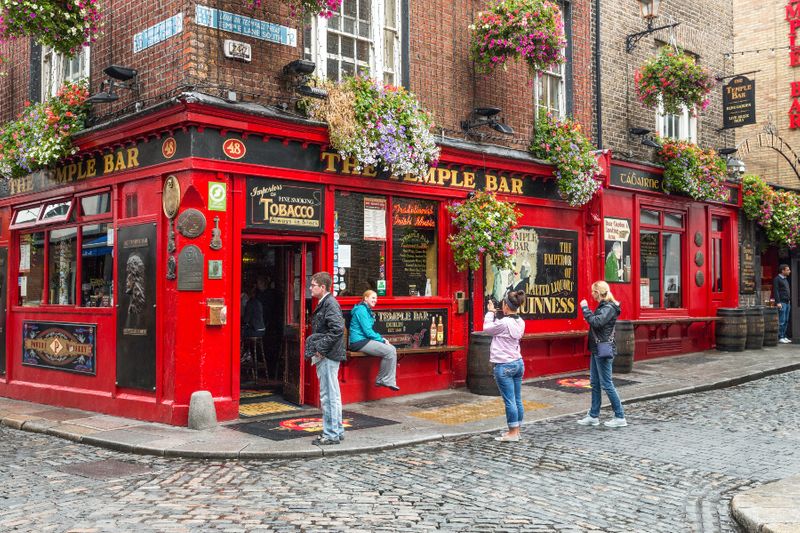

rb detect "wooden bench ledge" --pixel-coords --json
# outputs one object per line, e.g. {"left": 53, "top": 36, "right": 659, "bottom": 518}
{"left": 522, "top": 330, "right": 588, "bottom": 341}
{"left": 347, "top": 345, "right": 464, "bottom": 358}
{"left": 631, "top": 317, "right": 720, "bottom": 326}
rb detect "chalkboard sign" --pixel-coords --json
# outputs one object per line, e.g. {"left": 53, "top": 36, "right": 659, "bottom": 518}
{"left": 392, "top": 198, "right": 437, "bottom": 296}
{"left": 345, "top": 307, "right": 447, "bottom": 348}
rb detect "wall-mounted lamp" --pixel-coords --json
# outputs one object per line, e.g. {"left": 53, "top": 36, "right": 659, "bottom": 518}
{"left": 461, "top": 107, "right": 514, "bottom": 138}
{"left": 283, "top": 59, "right": 328, "bottom": 99}
{"left": 86, "top": 64, "right": 141, "bottom": 105}
{"left": 625, "top": 0, "right": 680, "bottom": 53}
{"left": 718, "top": 147, "right": 746, "bottom": 180}
{"left": 629, "top": 127, "right": 662, "bottom": 149}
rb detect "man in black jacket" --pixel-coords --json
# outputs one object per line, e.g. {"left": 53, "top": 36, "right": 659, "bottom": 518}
{"left": 309, "top": 271, "right": 346, "bottom": 445}
{"left": 774, "top": 264, "right": 792, "bottom": 343}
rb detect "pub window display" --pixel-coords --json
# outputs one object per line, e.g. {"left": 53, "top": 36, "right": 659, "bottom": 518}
{"left": 391, "top": 197, "right": 437, "bottom": 297}
{"left": 639, "top": 208, "right": 684, "bottom": 309}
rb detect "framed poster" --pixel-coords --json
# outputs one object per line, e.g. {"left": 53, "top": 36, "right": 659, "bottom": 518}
{"left": 22, "top": 321, "right": 96, "bottom": 375}
{"left": 604, "top": 217, "right": 632, "bottom": 283}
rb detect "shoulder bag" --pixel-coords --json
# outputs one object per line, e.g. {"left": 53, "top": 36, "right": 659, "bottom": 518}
{"left": 591, "top": 327, "right": 615, "bottom": 359}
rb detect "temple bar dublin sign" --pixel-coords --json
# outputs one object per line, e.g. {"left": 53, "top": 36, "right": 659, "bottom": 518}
{"left": 722, "top": 76, "right": 756, "bottom": 129}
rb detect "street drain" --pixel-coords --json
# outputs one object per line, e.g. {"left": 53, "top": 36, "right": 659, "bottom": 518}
{"left": 58, "top": 459, "right": 153, "bottom": 480}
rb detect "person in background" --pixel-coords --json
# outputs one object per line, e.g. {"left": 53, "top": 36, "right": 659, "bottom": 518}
{"left": 774, "top": 264, "right": 792, "bottom": 344}
{"left": 349, "top": 290, "right": 399, "bottom": 391}
{"left": 308, "top": 272, "right": 346, "bottom": 445}
{"left": 483, "top": 290, "right": 526, "bottom": 442}
{"left": 242, "top": 285, "right": 265, "bottom": 340}
{"left": 577, "top": 280, "right": 627, "bottom": 428}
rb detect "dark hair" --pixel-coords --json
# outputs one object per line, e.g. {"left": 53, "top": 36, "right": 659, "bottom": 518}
{"left": 504, "top": 290, "right": 525, "bottom": 312}
{"left": 311, "top": 271, "right": 332, "bottom": 291}
{"left": 780, "top": 264, "right": 790, "bottom": 273}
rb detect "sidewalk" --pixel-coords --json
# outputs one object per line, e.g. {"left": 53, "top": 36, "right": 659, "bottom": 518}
{"left": 1, "top": 345, "right": 799, "bottom": 529}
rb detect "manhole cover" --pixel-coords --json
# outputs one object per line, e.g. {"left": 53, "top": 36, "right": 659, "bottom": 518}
{"left": 59, "top": 459, "right": 152, "bottom": 480}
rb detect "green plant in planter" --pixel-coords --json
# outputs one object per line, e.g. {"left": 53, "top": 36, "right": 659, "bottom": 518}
{"left": 635, "top": 47, "right": 714, "bottom": 115}
{"left": 742, "top": 174, "right": 776, "bottom": 228}
{"left": 765, "top": 189, "right": 800, "bottom": 248}
{"left": 447, "top": 191, "right": 521, "bottom": 272}
{"left": 0, "top": 0, "right": 102, "bottom": 55}
{"left": 529, "top": 110, "right": 601, "bottom": 207}
{"left": 656, "top": 138, "right": 729, "bottom": 202}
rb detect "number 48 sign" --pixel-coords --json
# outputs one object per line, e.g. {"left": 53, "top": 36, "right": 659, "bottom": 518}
{"left": 208, "top": 182, "right": 227, "bottom": 212}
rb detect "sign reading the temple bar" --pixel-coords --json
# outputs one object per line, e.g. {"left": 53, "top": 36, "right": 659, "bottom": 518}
{"left": 740, "top": 232, "right": 757, "bottom": 294}
{"left": 722, "top": 76, "right": 756, "bottom": 129}
{"left": 22, "top": 322, "right": 96, "bottom": 375}
{"left": 344, "top": 308, "right": 448, "bottom": 348}
{"left": 246, "top": 178, "right": 324, "bottom": 232}
{"left": 484, "top": 227, "right": 578, "bottom": 319}
{"left": 609, "top": 165, "right": 664, "bottom": 193}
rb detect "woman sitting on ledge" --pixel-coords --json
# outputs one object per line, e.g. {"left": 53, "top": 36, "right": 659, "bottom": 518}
{"left": 349, "top": 290, "right": 399, "bottom": 391}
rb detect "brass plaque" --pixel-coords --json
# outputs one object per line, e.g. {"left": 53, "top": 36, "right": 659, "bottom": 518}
{"left": 695, "top": 271, "right": 704, "bottom": 287}
{"left": 694, "top": 231, "right": 703, "bottom": 247}
{"left": 176, "top": 208, "right": 206, "bottom": 239}
{"left": 177, "top": 245, "right": 204, "bottom": 291}
{"left": 162, "top": 175, "right": 181, "bottom": 219}
{"left": 695, "top": 251, "right": 704, "bottom": 267}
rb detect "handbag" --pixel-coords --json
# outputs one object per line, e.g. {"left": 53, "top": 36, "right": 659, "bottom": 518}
{"left": 591, "top": 327, "right": 615, "bottom": 359}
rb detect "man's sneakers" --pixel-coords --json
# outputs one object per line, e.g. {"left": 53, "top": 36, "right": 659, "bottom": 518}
{"left": 780, "top": 337, "right": 792, "bottom": 344}
{"left": 604, "top": 417, "right": 628, "bottom": 428}
{"left": 577, "top": 415, "right": 600, "bottom": 426}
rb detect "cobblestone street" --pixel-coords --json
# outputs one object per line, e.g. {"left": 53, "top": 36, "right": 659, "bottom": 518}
{"left": 2, "top": 371, "right": 799, "bottom": 533}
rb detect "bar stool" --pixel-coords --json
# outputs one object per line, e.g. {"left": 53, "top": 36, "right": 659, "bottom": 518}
{"left": 244, "top": 336, "right": 268, "bottom": 381}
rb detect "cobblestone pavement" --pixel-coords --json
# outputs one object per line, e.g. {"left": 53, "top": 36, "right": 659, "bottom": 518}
{"left": 2, "top": 371, "right": 799, "bottom": 533}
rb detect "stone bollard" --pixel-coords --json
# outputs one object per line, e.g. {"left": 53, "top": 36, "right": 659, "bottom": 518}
{"left": 188, "top": 391, "right": 218, "bottom": 430}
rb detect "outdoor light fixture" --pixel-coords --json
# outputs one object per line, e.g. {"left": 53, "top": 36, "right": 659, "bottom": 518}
{"left": 629, "top": 127, "right": 661, "bottom": 149}
{"left": 104, "top": 64, "right": 137, "bottom": 81}
{"left": 283, "top": 59, "right": 316, "bottom": 76}
{"left": 717, "top": 148, "right": 746, "bottom": 180}
{"left": 282, "top": 59, "right": 328, "bottom": 100}
{"left": 86, "top": 64, "right": 141, "bottom": 105}
{"left": 85, "top": 81, "right": 119, "bottom": 104}
{"left": 629, "top": 127, "right": 652, "bottom": 136}
{"left": 625, "top": 0, "right": 679, "bottom": 53}
{"left": 461, "top": 107, "right": 514, "bottom": 137}
{"left": 641, "top": 137, "right": 662, "bottom": 149}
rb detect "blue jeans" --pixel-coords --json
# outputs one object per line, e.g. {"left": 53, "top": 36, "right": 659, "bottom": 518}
{"left": 316, "top": 357, "right": 343, "bottom": 440}
{"left": 779, "top": 303, "right": 791, "bottom": 339}
{"left": 493, "top": 359, "right": 525, "bottom": 428}
{"left": 589, "top": 355, "right": 625, "bottom": 419}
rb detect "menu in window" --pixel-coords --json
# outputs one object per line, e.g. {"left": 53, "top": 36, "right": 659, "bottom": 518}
{"left": 363, "top": 198, "right": 387, "bottom": 241}
{"left": 19, "top": 243, "right": 30, "bottom": 272}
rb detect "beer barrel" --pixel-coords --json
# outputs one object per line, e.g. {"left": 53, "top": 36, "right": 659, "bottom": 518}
{"left": 716, "top": 308, "right": 747, "bottom": 352}
{"left": 762, "top": 307, "right": 780, "bottom": 347}
{"left": 612, "top": 320, "right": 635, "bottom": 374}
{"left": 744, "top": 306, "right": 765, "bottom": 350}
{"left": 467, "top": 333, "right": 500, "bottom": 396}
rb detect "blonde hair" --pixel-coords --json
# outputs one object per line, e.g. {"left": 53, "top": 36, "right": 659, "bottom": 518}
{"left": 362, "top": 289, "right": 377, "bottom": 301}
{"left": 591, "top": 280, "right": 618, "bottom": 303}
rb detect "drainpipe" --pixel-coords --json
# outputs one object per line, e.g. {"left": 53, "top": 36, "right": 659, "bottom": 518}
{"left": 594, "top": 0, "right": 603, "bottom": 149}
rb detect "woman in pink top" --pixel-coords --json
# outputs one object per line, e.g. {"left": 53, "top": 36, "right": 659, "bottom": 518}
{"left": 483, "top": 290, "right": 526, "bottom": 442}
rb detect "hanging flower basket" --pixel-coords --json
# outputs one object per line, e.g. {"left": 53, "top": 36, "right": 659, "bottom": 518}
{"left": 742, "top": 174, "right": 800, "bottom": 248}
{"left": 0, "top": 80, "right": 89, "bottom": 179}
{"left": 634, "top": 47, "right": 714, "bottom": 115}
{"left": 0, "top": 0, "right": 102, "bottom": 55}
{"left": 469, "top": 0, "right": 566, "bottom": 74}
{"left": 656, "top": 139, "right": 729, "bottom": 202}
{"left": 447, "top": 191, "right": 521, "bottom": 272}
{"left": 301, "top": 76, "right": 440, "bottom": 179}
{"left": 529, "top": 110, "right": 601, "bottom": 207}
{"left": 249, "top": 0, "right": 342, "bottom": 18}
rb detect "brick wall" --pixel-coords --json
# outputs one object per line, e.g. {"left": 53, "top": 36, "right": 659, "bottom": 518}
{"left": 0, "top": 0, "right": 594, "bottom": 152}
{"left": 598, "top": 0, "right": 735, "bottom": 163}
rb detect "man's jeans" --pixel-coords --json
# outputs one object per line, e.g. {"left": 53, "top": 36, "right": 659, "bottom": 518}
{"left": 493, "top": 359, "right": 525, "bottom": 428}
{"left": 589, "top": 355, "right": 625, "bottom": 419}
{"left": 779, "top": 303, "right": 791, "bottom": 339}
{"left": 316, "top": 357, "right": 343, "bottom": 440}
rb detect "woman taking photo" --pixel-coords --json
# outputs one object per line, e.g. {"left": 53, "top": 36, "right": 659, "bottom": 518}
{"left": 349, "top": 290, "right": 399, "bottom": 391}
{"left": 577, "top": 280, "right": 627, "bottom": 428}
{"left": 483, "top": 290, "right": 526, "bottom": 442}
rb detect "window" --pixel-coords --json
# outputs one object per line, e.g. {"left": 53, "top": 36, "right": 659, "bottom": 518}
{"left": 304, "top": 0, "right": 402, "bottom": 85}
{"left": 15, "top": 190, "right": 113, "bottom": 308}
{"left": 41, "top": 46, "right": 89, "bottom": 99}
{"left": 656, "top": 102, "right": 697, "bottom": 143}
{"left": 534, "top": 1, "right": 569, "bottom": 118}
{"left": 711, "top": 216, "right": 725, "bottom": 294}
{"left": 639, "top": 207, "right": 684, "bottom": 309}
{"left": 334, "top": 191, "right": 439, "bottom": 297}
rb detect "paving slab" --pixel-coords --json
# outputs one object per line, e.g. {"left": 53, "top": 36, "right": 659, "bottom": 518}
{"left": 731, "top": 475, "right": 800, "bottom": 532}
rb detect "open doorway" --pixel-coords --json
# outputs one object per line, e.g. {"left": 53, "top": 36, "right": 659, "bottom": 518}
{"left": 240, "top": 240, "right": 315, "bottom": 411}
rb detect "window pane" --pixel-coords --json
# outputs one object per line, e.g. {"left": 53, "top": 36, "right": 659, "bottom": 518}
{"left": 712, "top": 238, "right": 723, "bottom": 293}
{"left": 41, "top": 200, "right": 72, "bottom": 222}
{"left": 327, "top": 58, "right": 338, "bottom": 80}
{"left": 343, "top": 0, "right": 356, "bottom": 17}
{"left": 343, "top": 16, "right": 355, "bottom": 34}
{"left": 81, "top": 224, "right": 114, "bottom": 307}
{"left": 342, "top": 61, "right": 355, "bottom": 77}
{"left": 359, "top": 39, "right": 371, "bottom": 62}
{"left": 392, "top": 198, "right": 438, "bottom": 296}
{"left": 327, "top": 35, "right": 339, "bottom": 55}
{"left": 14, "top": 206, "right": 41, "bottom": 225}
{"left": 640, "top": 231, "right": 660, "bottom": 308}
{"left": 664, "top": 213, "right": 683, "bottom": 228}
{"left": 663, "top": 233, "right": 682, "bottom": 308}
{"left": 712, "top": 217, "right": 722, "bottom": 232}
{"left": 640, "top": 209, "right": 659, "bottom": 226}
{"left": 341, "top": 36, "right": 355, "bottom": 58}
{"left": 80, "top": 192, "right": 111, "bottom": 216}
{"left": 49, "top": 227, "right": 77, "bottom": 305}
{"left": 384, "top": 0, "right": 397, "bottom": 26}
{"left": 335, "top": 191, "right": 384, "bottom": 297}
{"left": 19, "top": 232, "right": 45, "bottom": 306}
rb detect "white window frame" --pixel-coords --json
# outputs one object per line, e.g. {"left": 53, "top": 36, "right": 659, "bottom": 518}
{"left": 304, "top": 0, "right": 402, "bottom": 85}
{"left": 534, "top": 63, "right": 566, "bottom": 118}
{"left": 656, "top": 102, "right": 697, "bottom": 143}
{"left": 41, "top": 46, "right": 90, "bottom": 99}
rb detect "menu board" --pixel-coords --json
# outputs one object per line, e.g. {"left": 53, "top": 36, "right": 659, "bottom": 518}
{"left": 392, "top": 198, "right": 437, "bottom": 296}
{"left": 345, "top": 308, "right": 447, "bottom": 348}
{"left": 363, "top": 197, "right": 387, "bottom": 241}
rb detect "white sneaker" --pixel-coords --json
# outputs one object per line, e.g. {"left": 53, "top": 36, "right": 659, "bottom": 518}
{"left": 604, "top": 417, "right": 628, "bottom": 428}
{"left": 577, "top": 415, "right": 600, "bottom": 426}
{"left": 780, "top": 338, "right": 792, "bottom": 344}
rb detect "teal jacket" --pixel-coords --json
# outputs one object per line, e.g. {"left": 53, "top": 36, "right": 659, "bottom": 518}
{"left": 349, "top": 302, "right": 384, "bottom": 349}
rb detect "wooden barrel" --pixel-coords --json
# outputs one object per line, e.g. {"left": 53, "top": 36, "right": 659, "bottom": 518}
{"left": 716, "top": 308, "right": 747, "bottom": 352}
{"left": 744, "top": 307, "right": 765, "bottom": 350}
{"left": 612, "top": 320, "right": 635, "bottom": 374}
{"left": 467, "top": 333, "right": 500, "bottom": 396}
{"left": 762, "top": 307, "right": 780, "bottom": 347}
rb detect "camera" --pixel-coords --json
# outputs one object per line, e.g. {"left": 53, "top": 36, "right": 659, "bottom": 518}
{"left": 490, "top": 297, "right": 504, "bottom": 318}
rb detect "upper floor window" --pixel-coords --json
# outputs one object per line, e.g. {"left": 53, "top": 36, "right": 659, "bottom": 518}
{"left": 533, "top": 1, "right": 569, "bottom": 118}
{"left": 656, "top": 102, "right": 697, "bottom": 143}
{"left": 41, "top": 46, "right": 90, "bottom": 99}
{"left": 304, "top": 0, "right": 402, "bottom": 85}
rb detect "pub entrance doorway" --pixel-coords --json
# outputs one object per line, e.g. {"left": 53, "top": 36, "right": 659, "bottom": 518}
{"left": 240, "top": 239, "right": 316, "bottom": 406}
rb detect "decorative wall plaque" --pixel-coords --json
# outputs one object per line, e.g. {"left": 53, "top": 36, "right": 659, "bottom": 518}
{"left": 162, "top": 175, "right": 181, "bottom": 219}
{"left": 167, "top": 219, "right": 176, "bottom": 253}
{"left": 695, "top": 271, "right": 704, "bottom": 287}
{"left": 210, "top": 216, "right": 222, "bottom": 250}
{"left": 695, "top": 251, "right": 704, "bottom": 267}
{"left": 694, "top": 231, "right": 703, "bottom": 246}
{"left": 176, "top": 208, "right": 206, "bottom": 239}
{"left": 208, "top": 259, "right": 222, "bottom": 279}
{"left": 177, "top": 245, "right": 204, "bottom": 291}
{"left": 167, "top": 255, "right": 176, "bottom": 280}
